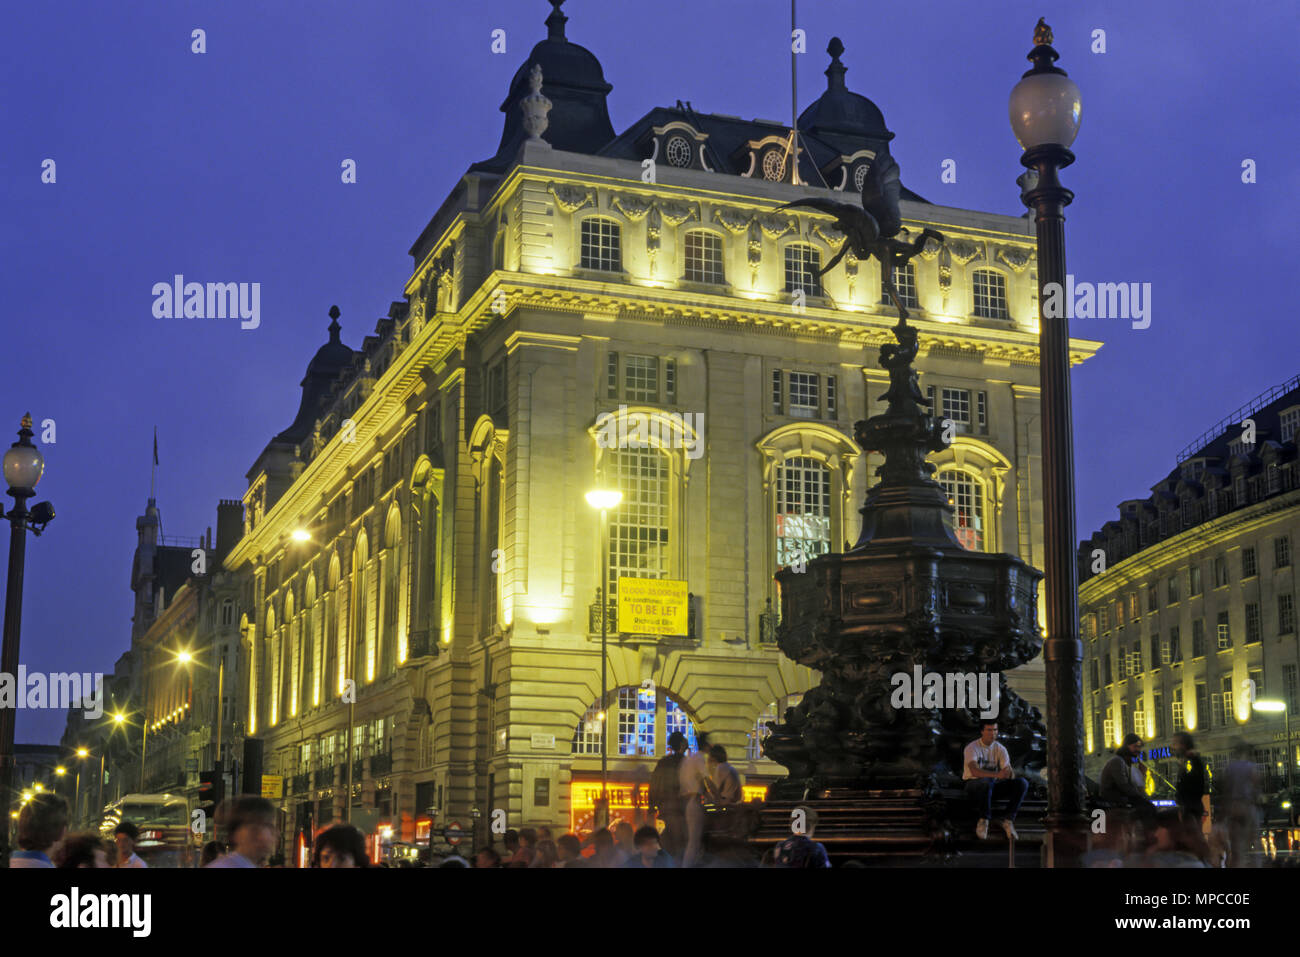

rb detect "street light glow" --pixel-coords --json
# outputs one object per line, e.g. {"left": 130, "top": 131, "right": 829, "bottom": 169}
{"left": 75, "top": 747, "right": 89, "bottom": 758}
{"left": 585, "top": 489, "right": 622, "bottom": 511}
{"left": 291, "top": 528, "right": 312, "bottom": 542}
{"left": 1253, "top": 699, "right": 1286, "bottom": 713}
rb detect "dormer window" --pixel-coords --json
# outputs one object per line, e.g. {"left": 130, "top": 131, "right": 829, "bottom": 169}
{"left": 1281, "top": 407, "right": 1300, "bottom": 444}
{"left": 665, "top": 135, "right": 693, "bottom": 168}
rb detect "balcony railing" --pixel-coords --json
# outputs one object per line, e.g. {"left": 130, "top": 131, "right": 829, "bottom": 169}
{"left": 314, "top": 766, "right": 335, "bottom": 789}
{"left": 292, "top": 772, "right": 311, "bottom": 794}
{"left": 371, "top": 752, "right": 392, "bottom": 776}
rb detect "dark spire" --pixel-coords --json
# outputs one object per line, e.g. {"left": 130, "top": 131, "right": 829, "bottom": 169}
{"left": 825, "top": 37, "right": 846, "bottom": 92}
{"left": 546, "top": 0, "right": 567, "bottom": 41}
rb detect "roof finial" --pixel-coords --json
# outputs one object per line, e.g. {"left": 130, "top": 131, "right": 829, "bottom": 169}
{"left": 1033, "top": 17, "right": 1053, "bottom": 46}
{"left": 546, "top": 0, "right": 567, "bottom": 41}
{"left": 825, "top": 37, "right": 847, "bottom": 92}
{"left": 328, "top": 304, "right": 341, "bottom": 342}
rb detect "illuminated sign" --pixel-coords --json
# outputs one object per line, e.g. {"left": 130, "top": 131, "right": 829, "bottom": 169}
{"left": 1141, "top": 747, "right": 1172, "bottom": 761}
{"left": 569, "top": 780, "right": 770, "bottom": 837}
{"left": 261, "top": 775, "right": 283, "bottom": 799}
{"left": 617, "top": 577, "right": 688, "bottom": 636}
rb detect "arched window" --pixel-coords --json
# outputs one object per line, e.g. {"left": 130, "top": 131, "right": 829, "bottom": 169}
{"left": 747, "top": 692, "right": 804, "bottom": 759}
{"left": 570, "top": 685, "right": 699, "bottom": 758}
{"left": 580, "top": 217, "right": 622, "bottom": 272}
{"left": 351, "top": 533, "right": 370, "bottom": 684}
{"left": 776, "top": 457, "right": 831, "bottom": 567}
{"left": 683, "top": 230, "right": 724, "bottom": 284}
{"left": 605, "top": 447, "right": 670, "bottom": 599}
{"left": 381, "top": 507, "right": 400, "bottom": 677}
{"left": 972, "top": 268, "right": 1010, "bottom": 319}
{"left": 881, "top": 261, "right": 919, "bottom": 309}
{"left": 938, "top": 468, "right": 986, "bottom": 551}
{"left": 784, "top": 244, "right": 822, "bottom": 297}
{"left": 418, "top": 718, "right": 435, "bottom": 768}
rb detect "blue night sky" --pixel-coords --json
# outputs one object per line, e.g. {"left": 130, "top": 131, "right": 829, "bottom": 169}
{"left": 4, "top": 0, "right": 1296, "bottom": 743}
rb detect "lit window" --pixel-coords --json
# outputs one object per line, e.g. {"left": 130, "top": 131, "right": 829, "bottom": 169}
{"left": 684, "top": 231, "right": 724, "bottom": 284}
{"left": 572, "top": 703, "right": 602, "bottom": 755}
{"left": 665, "top": 697, "right": 697, "bottom": 753}
{"left": 776, "top": 457, "right": 831, "bottom": 568}
{"left": 580, "top": 217, "right": 622, "bottom": 272}
{"left": 1217, "top": 612, "right": 1231, "bottom": 650}
{"left": 617, "top": 687, "right": 656, "bottom": 756}
{"left": 788, "top": 373, "right": 819, "bottom": 419}
{"left": 748, "top": 693, "right": 803, "bottom": 759}
{"left": 1171, "top": 688, "right": 1184, "bottom": 728}
{"left": 938, "top": 469, "right": 985, "bottom": 551}
{"left": 881, "top": 262, "right": 919, "bottom": 309}
{"left": 784, "top": 244, "right": 822, "bottom": 297}
{"left": 624, "top": 355, "right": 659, "bottom": 403}
{"left": 972, "top": 269, "right": 1009, "bottom": 320}
{"left": 605, "top": 447, "right": 669, "bottom": 598}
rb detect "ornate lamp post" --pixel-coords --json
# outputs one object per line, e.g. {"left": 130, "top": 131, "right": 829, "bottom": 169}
{"left": 0, "top": 413, "right": 55, "bottom": 857}
{"left": 585, "top": 489, "right": 622, "bottom": 830}
{"left": 1010, "top": 18, "right": 1088, "bottom": 865}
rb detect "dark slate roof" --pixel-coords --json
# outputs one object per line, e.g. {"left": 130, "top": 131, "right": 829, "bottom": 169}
{"left": 274, "top": 306, "right": 357, "bottom": 446}
{"left": 471, "top": 4, "right": 926, "bottom": 201}
{"left": 471, "top": 1, "right": 616, "bottom": 174}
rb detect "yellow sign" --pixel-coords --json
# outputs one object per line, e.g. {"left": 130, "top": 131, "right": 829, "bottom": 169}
{"left": 617, "top": 577, "right": 688, "bottom": 636}
{"left": 261, "top": 775, "right": 283, "bottom": 799}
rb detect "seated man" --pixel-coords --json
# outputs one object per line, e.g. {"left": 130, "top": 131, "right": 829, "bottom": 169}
{"left": 963, "top": 719, "right": 1029, "bottom": 840}
{"left": 1099, "top": 733, "right": 1156, "bottom": 822}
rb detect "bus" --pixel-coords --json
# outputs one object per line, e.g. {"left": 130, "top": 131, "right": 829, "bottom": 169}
{"left": 99, "top": 793, "right": 194, "bottom": 868}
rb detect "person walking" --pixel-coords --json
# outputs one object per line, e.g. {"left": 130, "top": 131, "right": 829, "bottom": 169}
{"left": 9, "top": 793, "right": 67, "bottom": 868}
{"left": 1220, "top": 740, "right": 1262, "bottom": 868}
{"left": 679, "top": 733, "right": 710, "bottom": 867}
{"left": 204, "top": 796, "right": 278, "bottom": 868}
{"left": 114, "top": 821, "right": 148, "bottom": 868}
{"left": 1172, "top": 732, "right": 1209, "bottom": 829}
{"left": 649, "top": 732, "right": 688, "bottom": 859}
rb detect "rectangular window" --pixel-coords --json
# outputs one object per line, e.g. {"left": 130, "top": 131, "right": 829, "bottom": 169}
{"left": 1217, "top": 611, "right": 1231, "bottom": 650}
{"left": 1171, "top": 687, "right": 1184, "bottom": 729}
{"left": 972, "top": 269, "right": 1010, "bottom": 320}
{"left": 607, "top": 352, "right": 619, "bottom": 399}
{"left": 826, "top": 375, "right": 837, "bottom": 418}
{"left": 1242, "top": 546, "right": 1257, "bottom": 578}
{"left": 772, "top": 370, "right": 782, "bottom": 414}
{"left": 941, "top": 388, "right": 972, "bottom": 431}
{"left": 1274, "top": 590, "right": 1294, "bottom": 634}
{"left": 1089, "top": 658, "right": 1099, "bottom": 689}
{"left": 485, "top": 357, "right": 507, "bottom": 414}
{"left": 1284, "top": 664, "right": 1299, "bottom": 714}
{"left": 623, "top": 354, "right": 659, "bottom": 403}
{"left": 976, "top": 391, "right": 987, "bottom": 432}
{"left": 880, "top": 262, "right": 919, "bottom": 309}
{"left": 1150, "top": 633, "right": 1161, "bottom": 669}
{"left": 580, "top": 218, "right": 622, "bottom": 271}
{"left": 776, "top": 457, "right": 832, "bottom": 567}
{"left": 1195, "top": 683, "right": 1209, "bottom": 732}
{"left": 1147, "top": 583, "right": 1159, "bottom": 612}
{"left": 1103, "top": 653, "right": 1113, "bottom": 684}
{"left": 1169, "top": 626, "right": 1182, "bottom": 663}
{"left": 1276, "top": 535, "right": 1291, "bottom": 569}
{"left": 1213, "top": 555, "right": 1228, "bottom": 588}
{"left": 1280, "top": 408, "right": 1300, "bottom": 444}
{"left": 683, "top": 231, "right": 725, "bottom": 284}
{"left": 1168, "top": 575, "right": 1180, "bottom": 604}
{"left": 1189, "top": 565, "right": 1202, "bottom": 596}
{"left": 1134, "top": 698, "right": 1146, "bottom": 735}
{"left": 1103, "top": 716, "right": 1115, "bottom": 747}
{"left": 606, "top": 447, "right": 669, "bottom": 599}
{"left": 788, "top": 372, "right": 820, "bottom": 419}
{"left": 1192, "top": 620, "right": 1205, "bottom": 658}
{"left": 1245, "top": 603, "right": 1261, "bottom": 643}
{"left": 665, "top": 359, "right": 676, "bottom": 404}
{"left": 784, "top": 245, "right": 822, "bottom": 297}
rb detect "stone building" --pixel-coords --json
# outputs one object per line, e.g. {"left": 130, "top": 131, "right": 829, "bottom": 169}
{"left": 1079, "top": 375, "right": 1300, "bottom": 796}
{"left": 223, "top": 1, "right": 1098, "bottom": 857}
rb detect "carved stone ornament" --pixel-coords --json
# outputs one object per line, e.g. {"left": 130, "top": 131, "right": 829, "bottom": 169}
{"left": 918, "top": 234, "right": 944, "bottom": 260}
{"left": 658, "top": 200, "right": 698, "bottom": 226}
{"left": 712, "top": 207, "right": 752, "bottom": 234}
{"left": 996, "top": 246, "right": 1033, "bottom": 272}
{"left": 757, "top": 215, "right": 796, "bottom": 240}
{"left": 813, "top": 223, "right": 845, "bottom": 249}
{"left": 946, "top": 239, "right": 983, "bottom": 264}
{"left": 646, "top": 205, "right": 661, "bottom": 254}
{"left": 548, "top": 183, "right": 595, "bottom": 213}
{"left": 611, "top": 194, "right": 652, "bottom": 221}
{"left": 520, "top": 64, "right": 552, "bottom": 142}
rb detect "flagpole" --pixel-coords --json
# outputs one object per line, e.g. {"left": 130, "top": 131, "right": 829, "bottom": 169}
{"left": 151, "top": 427, "right": 157, "bottom": 500}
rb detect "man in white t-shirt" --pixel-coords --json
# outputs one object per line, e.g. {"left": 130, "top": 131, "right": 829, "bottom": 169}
{"left": 963, "top": 719, "right": 1028, "bottom": 840}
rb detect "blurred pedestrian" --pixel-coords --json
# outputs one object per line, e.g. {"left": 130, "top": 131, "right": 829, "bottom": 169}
{"left": 508, "top": 827, "right": 537, "bottom": 867}
{"left": 52, "top": 833, "right": 110, "bottom": 869}
{"left": 680, "top": 732, "right": 710, "bottom": 867}
{"left": 1100, "top": 733, "right": 1155, "bottom": 828}
{"left": 475, "top": 847, "right": 501, "bottom": 869}
{"left": 650, "top": 732, "right": 688, "bottom": 859}
{"left": 536, "top": 825, "right": 554, "bottom": 843}
{"left": 705, "top": 745, "right": 743, "bottom": 805}
{"left": 204, "top": 796, "right": 277, "bottom": 868}
{"left": 622, "top": 825, "right": 673, "bottom": 868}
{"left": 314, "top": 823, "right": 369, "bottom": 868}
{"left": 200, "top": 840, "right": 225, "bottom": 867}
{"left": 556, "top": 833, "right": 584, "bottom": 867}
{"left": 1172, "top": 732, "right": 1208, "bottom": 829}
{"left": 114, "top": 821, "right": 148, "bottom": 868}
{"left": 529, "top": 839, "right": 558, "bottom": 868}
{"left": 1221, "top": 740, "right": 1261, "bottom": 868}
{"left": 587, "top": 827, "right": 625, "bottom": 867}
{"left": 612, "top": 820, "right": 636, "bottom": 860}
{"left": 771, "top": 806, "right": 831, "bottom": 868}
{"left": 10, "top": 792, "right": 67, "bottom": 868}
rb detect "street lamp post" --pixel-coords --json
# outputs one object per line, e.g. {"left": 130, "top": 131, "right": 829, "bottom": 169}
{"left": 0, "top": 413, "right": 55, "bottom": 858}
{"left": 585, "top": 489, "right": 622, "bottom": 830}
{"left": 74, "top": 747, "right": 89, "bottom": 828}
{"left": 1010, "top": 19, "right": 1087, "bottom": 866}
